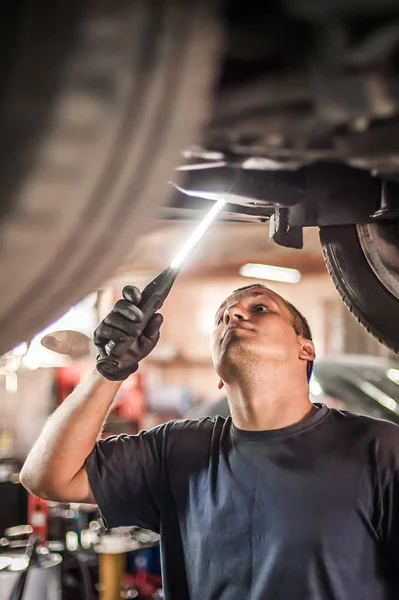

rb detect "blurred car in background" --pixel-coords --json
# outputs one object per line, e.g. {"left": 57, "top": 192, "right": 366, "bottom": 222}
{"left": 185, "top": 355, "right": 399, "bottom": 426}
{"left": 3, "top": 2, "right": 399, "bottom": 357}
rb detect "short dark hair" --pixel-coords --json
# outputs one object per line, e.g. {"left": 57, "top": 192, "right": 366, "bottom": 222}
{"left": 231, "top": 284, "right": 314, "bottom": 381}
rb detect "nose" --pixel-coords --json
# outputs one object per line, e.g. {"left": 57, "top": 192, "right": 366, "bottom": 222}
{"left": 223, "top": 303, "right": 247, "bottom": 325}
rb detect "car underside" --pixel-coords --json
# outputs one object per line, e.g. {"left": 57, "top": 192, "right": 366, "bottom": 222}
{"left": 168, "top": 1, "right": 399, "bottom": 352}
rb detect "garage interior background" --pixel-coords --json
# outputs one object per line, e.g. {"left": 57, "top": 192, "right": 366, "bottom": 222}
{"left": 1, "top": 221, "right": 393, "bottom": 453}
{"left": 1, "top": 219, "right": 397, "bottom": 599}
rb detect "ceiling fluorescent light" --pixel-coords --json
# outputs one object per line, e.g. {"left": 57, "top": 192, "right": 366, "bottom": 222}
{"left": 239, "top": 263, "right": 301, "bottom": 284}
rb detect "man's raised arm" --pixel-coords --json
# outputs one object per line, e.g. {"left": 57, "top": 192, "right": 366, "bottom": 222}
{"left": 20, "top": 285, "right": 163, "bottom": 503}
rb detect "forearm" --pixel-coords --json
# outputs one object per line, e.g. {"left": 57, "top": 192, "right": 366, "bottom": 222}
{"left": 20, "top": 369, "right": 122, "bottom": 499}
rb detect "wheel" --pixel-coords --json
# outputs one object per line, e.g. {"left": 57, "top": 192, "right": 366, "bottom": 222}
{"left": 320, "top": 222, "right": 399, "bottom": 353}
{"left": 0, "top": 0, "right": 221, "bottom": 354}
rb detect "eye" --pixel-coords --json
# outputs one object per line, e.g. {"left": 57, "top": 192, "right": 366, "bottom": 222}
{"left": 254, "top": 304, "right": 269, "bottom": 312}
{"left": 216, "top": 314, "right": 223, "bottom": 325}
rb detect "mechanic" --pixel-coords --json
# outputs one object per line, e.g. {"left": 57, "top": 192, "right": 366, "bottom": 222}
{"left": 20, "top": 283, "right": 399, "bottom": 599}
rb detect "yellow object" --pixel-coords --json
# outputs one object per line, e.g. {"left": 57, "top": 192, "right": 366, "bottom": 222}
{"left": 99, "top": 552, "right": 126, "bottom": 600}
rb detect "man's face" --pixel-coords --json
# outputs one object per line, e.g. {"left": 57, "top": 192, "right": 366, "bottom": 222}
{"left": 211, "top": 286, "right": 304, "bottom": 378}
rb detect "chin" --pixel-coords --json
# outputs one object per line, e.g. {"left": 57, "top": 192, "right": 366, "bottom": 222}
{"left": 221, "top": 338, "right": 260, "bottom": 367}
{"left": 221, "top": 337, "right": 288, "bottom": 372}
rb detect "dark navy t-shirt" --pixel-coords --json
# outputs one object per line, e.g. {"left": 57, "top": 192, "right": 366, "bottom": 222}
{"left": 86, "top": 404, "right": 399, "bottom": 599}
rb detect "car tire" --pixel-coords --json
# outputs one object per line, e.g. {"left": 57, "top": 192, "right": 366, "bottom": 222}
{"left": 0, "top": 0, "right": 221, "bottom": 354}
{"left": 320, "top": 223, "right": 399, "bottom": 354}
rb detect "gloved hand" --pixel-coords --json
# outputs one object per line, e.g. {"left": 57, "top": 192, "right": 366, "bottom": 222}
{"left": 94, "top": 285, "right": 163, "bottom": 381}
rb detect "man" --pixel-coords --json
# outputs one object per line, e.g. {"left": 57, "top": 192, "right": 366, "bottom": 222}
{"left": 20, "top": 283, "right": 399, "bottom": 599}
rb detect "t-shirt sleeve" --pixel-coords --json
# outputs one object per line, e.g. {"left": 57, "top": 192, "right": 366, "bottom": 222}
{"left": 85, "top": 424, "right": 166, "bottom": 532}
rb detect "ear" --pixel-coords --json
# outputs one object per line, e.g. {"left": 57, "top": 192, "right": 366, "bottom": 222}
{"left": 217, "top": 377, "right": 224, "bottom": 390}
{"left": 298, "top": 339, "right": 316, "bottom": 362}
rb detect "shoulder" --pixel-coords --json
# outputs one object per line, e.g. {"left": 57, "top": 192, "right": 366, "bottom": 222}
{"left": 97, "top": 417, "right": 228, "bottom": 449}
{"left": 161, "top": 416, "right": 229, "bottom": 457}
{"left": 165, "top": 415, "right": 228, "bottom": 441}
{"left": 328, "top": 407, "right": 399, "bottom": 450}
{"left": 328, "top": 406, "right": 399, "bottom": 431}
{"left": 162, "top": 416, "right": 230, "bottom": 471}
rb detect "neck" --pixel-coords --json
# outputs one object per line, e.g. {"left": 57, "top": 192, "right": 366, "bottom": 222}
{"left": 224, "top": 366, "right": 315, "bottom": 431}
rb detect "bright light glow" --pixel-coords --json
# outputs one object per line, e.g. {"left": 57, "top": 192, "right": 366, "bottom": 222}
{"left": 23, "top": 343, "right": 70, "bottom": 370}
{"left": 0, "top": 557, "right": 12, "bottom": 570}
{"left": 387, "top": 368, "right": 399, "bottom": 384}
{"left": 20, "top": 294, "right": 97, "bottom": 369}
{"left": 9, "top": 556, "right": 29, "bottom": 572}
{"left": 5, "top": 372, "right": 18, "bottom": 394}
{"left": 11, "top": 342, "right": 28, "bottom": 356}
{"left": 170, "top": 197, "right": 227, "bottom": 269}
{"left": 177, "top": 160, "right": 226, "bottom": 171}
{"left": 309, "top": 377, "right": 323, "bottom": 396}
{"left": 5, "top": 356, "right": 20, "bottom": 373}
{"left": 172, "top": 183, "right": 223, "bottom": 202}
{"left": 360, "top": 382, "right": 397, "bottom": 412}
{"left": 239, "top": 263, "right": 301, "bottom": 284}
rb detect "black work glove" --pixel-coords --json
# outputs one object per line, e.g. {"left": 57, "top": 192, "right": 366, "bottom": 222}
{"left": 94, "top": 285, "right": 163, "bottom": 381}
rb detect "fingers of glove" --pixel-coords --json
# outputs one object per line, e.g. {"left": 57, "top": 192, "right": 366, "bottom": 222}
{"left": 112, "top": 299, "right": 144, "bottom": 324}
{"left": 103, "top": 312, "right": 143, "bottom": 338}
{"left": 97, "top": 361, "right": 138, "bottom": 381}
{"left": 138, "top": 314, "right": 163, "bottom": 360}
{"left": 139, "top": 337, "right": 159, "bottom": 361}
{"left": 94, "top": 326, "right": 138, "bottom": 360}
{"left": 94, "top": 322, "right": 137, "bottom": 349}
{"left": 142, "top": 313, "right": 164, "bottom": 341}
{"left": 122, "top": 285, "right": 142, "bottom": 306}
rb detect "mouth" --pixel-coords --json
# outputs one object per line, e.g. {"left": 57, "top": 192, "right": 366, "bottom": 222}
{"left": 221, "top": 322, "right": 254, "bottom": 342}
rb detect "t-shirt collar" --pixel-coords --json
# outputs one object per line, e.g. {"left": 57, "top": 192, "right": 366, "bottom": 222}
{"left": 230, "top": 403, "right": 330, "bottom": 441}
